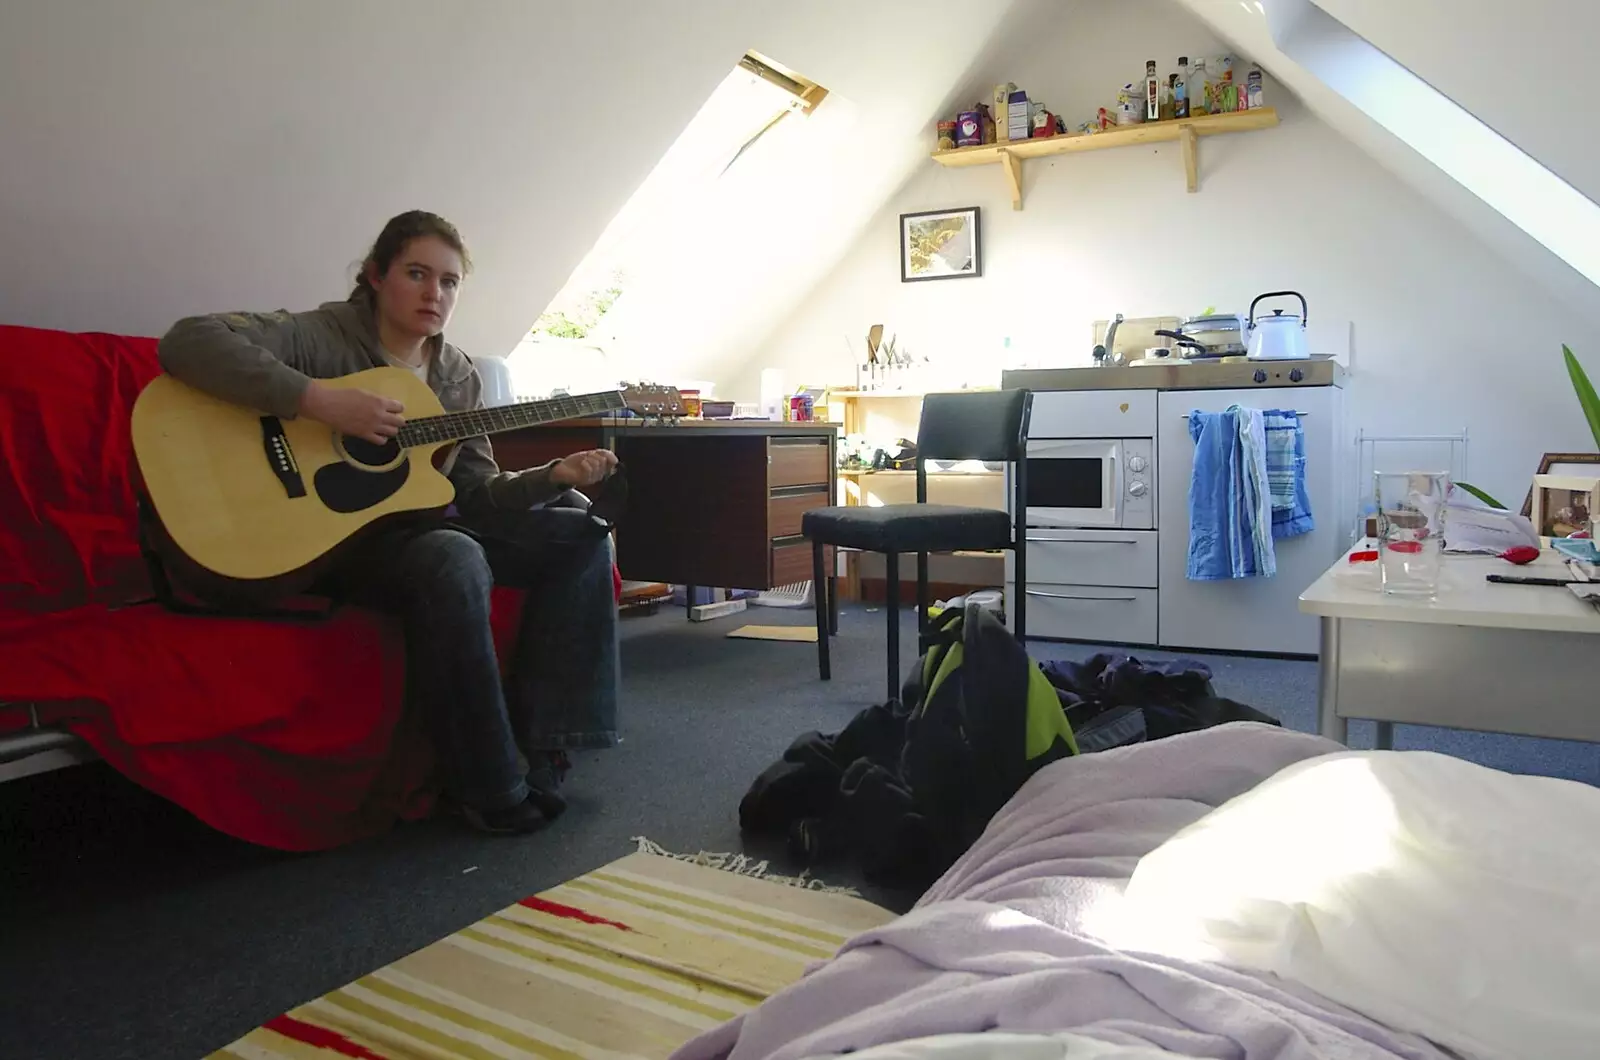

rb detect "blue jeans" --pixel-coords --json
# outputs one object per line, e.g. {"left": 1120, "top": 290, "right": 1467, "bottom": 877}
{"left": 331, "top": 504, "right": 619, "bottom": 811}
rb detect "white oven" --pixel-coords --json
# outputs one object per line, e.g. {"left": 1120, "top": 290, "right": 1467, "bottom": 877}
{"left": 1021, "top": 436, "right": 1156, "bottom": 529}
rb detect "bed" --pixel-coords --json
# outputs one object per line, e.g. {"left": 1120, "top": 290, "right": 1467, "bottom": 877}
{"left": 671, "top": 722, "right": 1600, "bottom": 1060}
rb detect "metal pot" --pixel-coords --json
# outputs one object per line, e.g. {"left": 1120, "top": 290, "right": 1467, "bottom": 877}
{"left": 1178, "top": 312, "right": 1246, "bottom": 354}
{"left": 1246, "top": 291, "right": 1310, "bottom": 361}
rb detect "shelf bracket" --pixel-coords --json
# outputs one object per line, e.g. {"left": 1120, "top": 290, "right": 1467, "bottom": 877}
{"left": 998, "top": 149, "right": 1023, "bottom": 210}
{"left": 1180, "top": 124, "right": 1198, "bottom": 193}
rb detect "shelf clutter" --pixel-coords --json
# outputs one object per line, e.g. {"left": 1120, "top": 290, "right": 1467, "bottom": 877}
{"left": 935, "top": 108, "right": 1278, "bottom": 207}
{"left": 934, "top": 56, "right": 1279, "bottom": 208}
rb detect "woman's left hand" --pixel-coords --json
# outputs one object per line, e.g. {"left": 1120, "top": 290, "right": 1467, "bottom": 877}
{"left": 550, "top": 449, "right": 618, "bottom": 488}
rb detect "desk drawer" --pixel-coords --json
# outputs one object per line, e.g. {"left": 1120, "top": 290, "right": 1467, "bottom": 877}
{"left": 1007, "top": 529, "right": 1158, "bottom": 588}
{"left": 772, "top": 539, "right": 833, "bottom": 586}
{"left": 769, "top": 488, "right": 831, "bottom": 538}
{"left": 769, "top": 438, "right": 831, "bottom": 488}
{"left": 1012, "top": 582, "right": 1157, "bottom": 645}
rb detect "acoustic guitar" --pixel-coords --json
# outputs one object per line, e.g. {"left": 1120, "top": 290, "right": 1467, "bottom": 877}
{"left": 130, "top": 366, "right": 681, "bottom": 596}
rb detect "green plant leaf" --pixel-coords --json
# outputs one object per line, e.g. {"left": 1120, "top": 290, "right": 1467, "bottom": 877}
{"left": 1563, "top": 344, "right": 1600, "bottom": 452}
{"left": 1455, "top": 481, "right": 1506, "bottom": 509}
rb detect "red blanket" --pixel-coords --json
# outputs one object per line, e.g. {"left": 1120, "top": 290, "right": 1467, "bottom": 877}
{"left": 0, "top": 325, "right": 566, "bottom": 849}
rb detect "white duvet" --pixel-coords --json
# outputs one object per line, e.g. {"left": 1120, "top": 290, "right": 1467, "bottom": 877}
{"left": 1110, "top": 750, "right": 1600, "bottom": 1060}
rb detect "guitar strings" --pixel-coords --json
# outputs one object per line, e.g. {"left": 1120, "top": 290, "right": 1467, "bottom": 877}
{"left": 395, "top": 391, "right": 622, "bottom": 448}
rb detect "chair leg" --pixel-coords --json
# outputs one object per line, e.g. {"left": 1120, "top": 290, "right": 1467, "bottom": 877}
{"left": 885, "top": 549, "right": 900, "bottom": 703}
{"left": 812, "top": 540, "right": 830, "bottom": 681}
{"left": 916, "top": 551, "right": 929, "bottom": 641}
{"left": 1013, "top": 543, "right": 1027, "bottom": 644}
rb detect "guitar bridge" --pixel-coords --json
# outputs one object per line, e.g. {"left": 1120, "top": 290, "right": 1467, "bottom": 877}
{"left": 260, "top": 416, "right": 307, "bottom": 498}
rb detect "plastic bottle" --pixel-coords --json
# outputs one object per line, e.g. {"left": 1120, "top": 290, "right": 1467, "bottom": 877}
{"left": 1191, "top": 58, "right": 1211, "bottom": 115}
{"left": 1172, "top": 56, "right": 1190, "bottom": 119}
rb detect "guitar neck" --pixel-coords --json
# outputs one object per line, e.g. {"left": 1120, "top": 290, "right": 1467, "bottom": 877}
{"left": 396, "top": 390, "right": 626, "bottom": 448}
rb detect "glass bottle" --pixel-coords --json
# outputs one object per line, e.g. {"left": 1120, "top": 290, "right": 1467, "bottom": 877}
{"left": 1143, "top": 60, "right": 1160, "bottom": 122}
{"left": 1172, "top": 56, "right": 1190, "bottom": 119}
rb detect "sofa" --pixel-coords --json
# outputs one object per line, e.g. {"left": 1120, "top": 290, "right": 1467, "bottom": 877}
{"left": 0, "top": 324, "right": 538, "bottom": 849}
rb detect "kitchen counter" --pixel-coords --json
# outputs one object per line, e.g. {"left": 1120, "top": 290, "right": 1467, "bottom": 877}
{"left": 1003, "top": 359, "right": 1343, "bottom": 392}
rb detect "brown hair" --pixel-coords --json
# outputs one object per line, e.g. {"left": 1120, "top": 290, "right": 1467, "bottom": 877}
{"left": 349, "top": 210, "right": 472, "bottom": 300}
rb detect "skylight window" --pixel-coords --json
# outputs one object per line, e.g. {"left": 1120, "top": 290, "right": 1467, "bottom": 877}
{"left": 511, "top": 53, "right": 827, "bottom": 397}
{"left": 1265, "top": 0, "right": 1600, "bottom": 289}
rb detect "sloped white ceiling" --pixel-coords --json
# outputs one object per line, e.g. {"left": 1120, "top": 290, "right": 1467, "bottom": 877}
{"left": 0, "top": 0, "right": 1022, "bottom": 359}
{"left": 1174, "top": 0, "right": 1600, "bottom": 321}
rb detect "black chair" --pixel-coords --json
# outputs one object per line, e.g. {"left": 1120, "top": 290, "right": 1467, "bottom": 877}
{"left": 804, "top": 389, "right": 1032, "bottom": 701}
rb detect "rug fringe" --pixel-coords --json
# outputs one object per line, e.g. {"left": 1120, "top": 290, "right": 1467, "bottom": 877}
{"left": 631, "top": 836, "right": 862, "bottom": 896}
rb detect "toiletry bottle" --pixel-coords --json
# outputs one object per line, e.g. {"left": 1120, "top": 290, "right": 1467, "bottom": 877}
{"left": 1246, "top": 68, "right": 1265, "bottom": 109}
{"left": 1143, "top": 60, "right": 1160, "bottom": 122}
{"left": 1161, "top": 74, "right": 1176, "bottom": 120}
{"left": 1191, "top": 58, "right": 1211, "bottom": 115}
{"left": 1172, "top": 56, "right": 1190, "bottom": 119}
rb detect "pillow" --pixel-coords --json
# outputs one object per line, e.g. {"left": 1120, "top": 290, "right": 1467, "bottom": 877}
{"left": 1113, "top": 750, "right": 1600, "bottom": 1060}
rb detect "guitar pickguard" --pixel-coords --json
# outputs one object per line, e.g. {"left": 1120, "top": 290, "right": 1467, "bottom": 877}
{"left": 313, "top": 457, "right": 411, "bottom": 513}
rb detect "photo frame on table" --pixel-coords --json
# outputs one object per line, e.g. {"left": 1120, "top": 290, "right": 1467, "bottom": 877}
{"left": 1529, "top": 475, "right": 1600, "bottom": 539}
{"left": 1520, "top": 452, "right": 1600, "bottom": 516}
{"left": 900, "top": 207, "right": 982, "bottom": 282}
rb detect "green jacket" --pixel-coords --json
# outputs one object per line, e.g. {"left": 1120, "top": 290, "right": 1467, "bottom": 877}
{"left": 157, "top": 295, "right": 559, "bottom": 514}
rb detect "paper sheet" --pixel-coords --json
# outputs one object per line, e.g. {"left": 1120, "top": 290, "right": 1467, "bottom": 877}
{"left": 727, "top": 624, "right": 818, "bottom": 642}
{"left": 1441, "top": 502, "right": 1540, "bottom": 554}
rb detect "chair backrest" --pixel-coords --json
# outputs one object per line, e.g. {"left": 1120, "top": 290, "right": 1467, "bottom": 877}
{"left": 915, "top": 389, "right": 1031, "bottom": 463}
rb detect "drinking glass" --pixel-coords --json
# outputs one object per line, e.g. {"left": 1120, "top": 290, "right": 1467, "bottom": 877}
{"left": 1375, "top": 471, "right": 1450, "bottom": 597}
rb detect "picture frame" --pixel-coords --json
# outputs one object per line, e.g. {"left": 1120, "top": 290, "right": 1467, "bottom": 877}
{"left": 1529, "top": 474, "right": 1600, "bottom": 539}
{"left": 1520, "top": 452, "right": 1600, "bottom": 516}
{"left": 900, "top": 207, "right": 982, "bottom": 282}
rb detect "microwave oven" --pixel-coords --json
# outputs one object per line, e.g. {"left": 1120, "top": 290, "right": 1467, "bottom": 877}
{"left": 1018, "top": 436, "right": 1156, "bottom": 529}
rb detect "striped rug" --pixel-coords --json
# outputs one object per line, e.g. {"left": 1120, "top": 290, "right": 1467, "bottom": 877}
{"left": 210, "top": 851, "right": 894, "bottom": 1059}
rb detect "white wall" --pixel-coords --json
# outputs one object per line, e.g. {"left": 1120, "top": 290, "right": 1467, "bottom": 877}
{"left": 0, "top": 0, "right": 1021, "bottom": 366}
{"left": 1311, "top": 0, "right": 1600, "bottom": 205}
{"left": 741, "top": 0, "right": 1596, "bottom": 507}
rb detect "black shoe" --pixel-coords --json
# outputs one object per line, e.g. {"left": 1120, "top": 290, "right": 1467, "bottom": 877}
{"left": 461, "top": 796, "right": 548, "bottom": 836}
{"left": 524, "top": 750, "right": 571, "bottom": 821}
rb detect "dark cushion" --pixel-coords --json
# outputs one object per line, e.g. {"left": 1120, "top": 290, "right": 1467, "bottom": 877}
{"left": 802, "top": 504, "right": 1014, "bottom": 554}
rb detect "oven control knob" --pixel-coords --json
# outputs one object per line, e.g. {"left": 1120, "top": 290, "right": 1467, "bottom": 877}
{"left": 1128, "top": 455, "right": 1147, "bottom": 473}
{"left": 1127, "top": 480, "right": 1148, "bottom": 497}
{"left": 1253, "top": 369, "right": 1268, "bottom": 384}
{"left": 1290, "top": 368, "right": 1305, "bottom": 383}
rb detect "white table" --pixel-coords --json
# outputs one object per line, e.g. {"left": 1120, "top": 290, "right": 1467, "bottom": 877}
{"left": 1299, "top": 543, "right": 1600, "bottom": 747}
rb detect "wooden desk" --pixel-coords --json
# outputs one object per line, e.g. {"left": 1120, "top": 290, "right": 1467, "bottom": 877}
{"left": 1299, "top": 543, "right": 1600, "bottom": 747}
{"left": 494, "top": 419, "right": 838, "bottom": 603}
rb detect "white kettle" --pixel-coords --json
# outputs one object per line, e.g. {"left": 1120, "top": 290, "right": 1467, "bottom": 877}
{"left": 1246, "top": 291, "right": 1310, "bottom": 361}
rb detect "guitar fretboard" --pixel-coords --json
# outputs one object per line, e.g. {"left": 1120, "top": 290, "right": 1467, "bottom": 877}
{"left": 397, "top": 391, "right": 625, "bottom": 448}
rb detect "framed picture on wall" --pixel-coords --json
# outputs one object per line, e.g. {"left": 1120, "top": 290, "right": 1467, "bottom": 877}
{"left": 900, "top": 207, "right": 982, "bottom": 282}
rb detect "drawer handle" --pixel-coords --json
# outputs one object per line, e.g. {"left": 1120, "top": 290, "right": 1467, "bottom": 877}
{"left": 1024, "top": 536, "right": 1139, "bottom": 544}
{"left": 1025, "top": 590, "right": 1138, "bottom": 602}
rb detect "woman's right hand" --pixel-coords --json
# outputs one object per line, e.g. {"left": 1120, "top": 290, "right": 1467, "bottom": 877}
{"left": 299, "top": 381, "right": 405, "bottom": 444}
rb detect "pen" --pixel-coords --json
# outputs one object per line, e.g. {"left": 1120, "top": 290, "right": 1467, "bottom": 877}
{"left": 1485, "top": 574, "right": 1577, "bottom": 587}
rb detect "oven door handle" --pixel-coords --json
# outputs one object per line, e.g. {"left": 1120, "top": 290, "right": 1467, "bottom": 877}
{"left": 1025, "top": 590, "right": 1138, "bottom": 602}
{"left": 1023, "top": 536, "right": 1139, "bottom": 544}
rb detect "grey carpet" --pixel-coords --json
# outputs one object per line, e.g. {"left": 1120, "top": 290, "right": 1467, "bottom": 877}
{"left": 2, "top": 602, "right": 1595, "bottom": 1060}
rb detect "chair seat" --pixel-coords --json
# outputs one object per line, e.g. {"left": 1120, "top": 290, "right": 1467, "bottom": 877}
{"left": 802, "top": 504, "right": 1014, "bottom": 554}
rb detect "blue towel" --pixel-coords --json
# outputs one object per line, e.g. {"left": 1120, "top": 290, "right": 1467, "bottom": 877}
{"left": 1187, "top": 407, "right": 1276, "bottom": 580}
{"left": 1262, "top": 409, "right": 1314, "bottom": 539}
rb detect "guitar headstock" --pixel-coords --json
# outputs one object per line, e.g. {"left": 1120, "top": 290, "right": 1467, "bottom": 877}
{"left": 620, "top": 383, "right": 686, "bottom": 418}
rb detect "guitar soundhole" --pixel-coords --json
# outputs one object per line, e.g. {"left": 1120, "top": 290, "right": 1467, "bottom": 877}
{"left": 341, "top": 435, "right": 401, "bottom": 468}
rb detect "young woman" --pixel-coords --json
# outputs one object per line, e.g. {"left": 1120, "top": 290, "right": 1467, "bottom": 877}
{"left": 158, "top": 210, "right": 620, "bottom": 835}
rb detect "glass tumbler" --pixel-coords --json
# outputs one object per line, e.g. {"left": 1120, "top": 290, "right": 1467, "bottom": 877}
{"left": 1375, "top": 471, "right": 1450, "bottom": 596}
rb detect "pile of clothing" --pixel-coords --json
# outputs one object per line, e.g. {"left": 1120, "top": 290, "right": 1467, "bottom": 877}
{"left": 740, "top": 640, "right": 1278, "bottom": 890}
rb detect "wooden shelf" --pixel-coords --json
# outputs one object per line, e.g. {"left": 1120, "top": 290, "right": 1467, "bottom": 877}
{"left": 931, "top": 107, "right": 1280, "bottom": 208}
